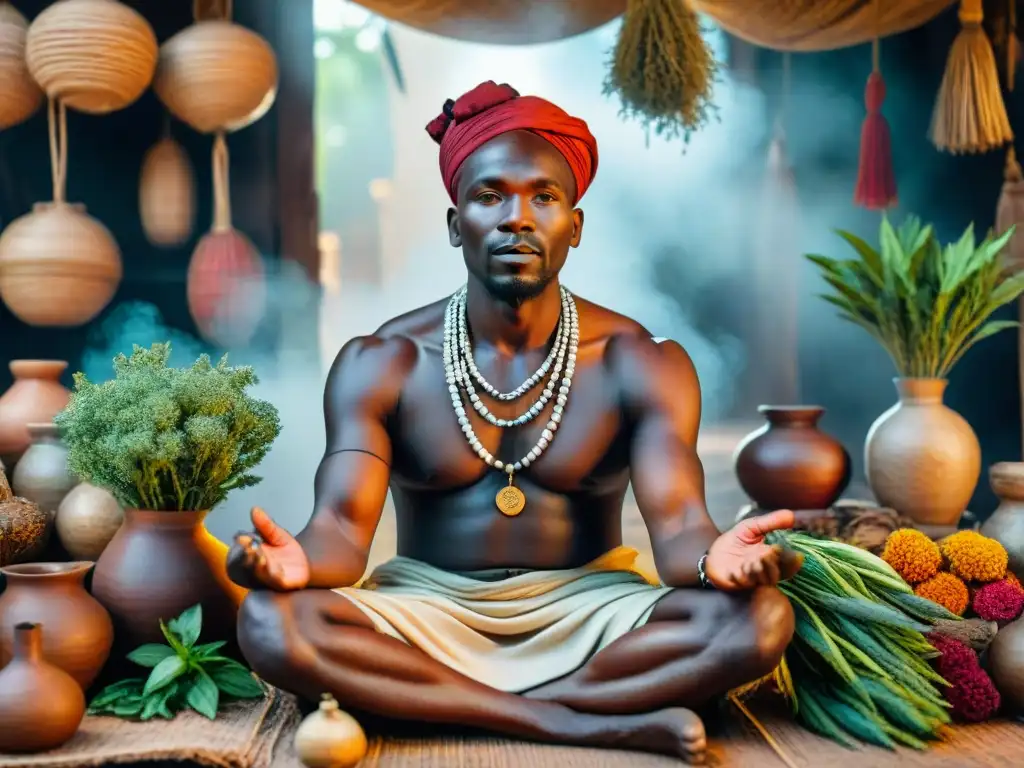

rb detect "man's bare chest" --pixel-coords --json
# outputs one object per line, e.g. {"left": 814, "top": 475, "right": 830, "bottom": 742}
{"left": 388, "top": 354, "right": 629, "bottom": 493}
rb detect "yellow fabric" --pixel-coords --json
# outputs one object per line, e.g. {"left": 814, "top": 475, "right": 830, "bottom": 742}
{"left": 692, "top": 0, "right": 958, "bottom": 52}
{"left": 335, "top": 546, "right": 672, "bottom": 693}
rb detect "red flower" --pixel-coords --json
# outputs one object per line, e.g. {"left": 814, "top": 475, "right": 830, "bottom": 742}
{"left": 972, "top": 579, "right": 1024, "bottom": 623}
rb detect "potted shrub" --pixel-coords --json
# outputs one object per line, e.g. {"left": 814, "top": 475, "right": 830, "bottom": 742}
{"left": 55, "top": 343, "right": 280, "bottom": 648}
{"left": 806, "top": 215, "right": 1024, "bottom": 528}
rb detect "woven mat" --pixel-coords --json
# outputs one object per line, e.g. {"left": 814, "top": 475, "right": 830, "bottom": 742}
{"left": 0, "top": 687, "right": 298, "bottom": 768}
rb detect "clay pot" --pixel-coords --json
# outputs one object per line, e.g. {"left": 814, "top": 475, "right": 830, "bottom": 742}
{"left": 91, "top": 509, "right": 245, "bottom": 649}
{"left": 25, "top": 0, "right": 157, "bottom": 114}
{"left": 0, "top": 2, "right": 42, "bottom": 130}
{"left": 0, "top": 467, "right": 50, "bottom": 566}
{"left": 0, "top": 622, "right": 85, "bottom": 752}
{"left": 12, "top": 422, "right": 75, "bottom": 516}
{"left": 982, "top": 462, "right": 1024, "bottom": 578}
{"left": 0, "top": 202, "right": 123, "bottom": 328}
{"left": 865, "top": 378, "right": 980, "bottom": 527}
{"left": 733, "top": 406, "right": 851, "bottom": 510}
{"left": 0, "top": 561, "right": 113, "bottom": 689}
{"left": 988, "top": 616, "right": 1024, "bottom": 713}
{"left": 187, "top": 228, "right": 266, "bottom": 347}
{"left": 56, "top": 482, "right": 123, "bottom": 560}
{"left": 0, "top": 360, "right": 71, "bottom": 470}
{"left": 154, "top": 20, "right": 278, "bottom": 134}
{"left": 139, "top": 134, "right": 195, "bottom": 247}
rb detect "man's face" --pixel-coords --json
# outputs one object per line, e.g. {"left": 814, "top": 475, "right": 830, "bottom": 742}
{"left": 448, "top": 131, "right": 584, "bottom": 303}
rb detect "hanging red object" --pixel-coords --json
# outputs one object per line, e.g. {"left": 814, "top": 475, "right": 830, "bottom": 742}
{"left": 855, "top": 67, "right": 897, "bottom": 210}
{"left": 186, "top": 228, "right": 265, "bottom": 347}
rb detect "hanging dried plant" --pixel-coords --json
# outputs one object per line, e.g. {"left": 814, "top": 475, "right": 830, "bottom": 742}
{"left": 604, "top": 0, "right": 719, "bottom": 142}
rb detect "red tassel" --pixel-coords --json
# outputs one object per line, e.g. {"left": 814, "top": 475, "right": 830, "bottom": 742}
{"left": 854, "top": 71, "right": 898, "bottom": 210}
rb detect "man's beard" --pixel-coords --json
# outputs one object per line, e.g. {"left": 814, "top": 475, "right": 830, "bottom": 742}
{"left": 483, "top": 272, "right": 553, "bottom": 305}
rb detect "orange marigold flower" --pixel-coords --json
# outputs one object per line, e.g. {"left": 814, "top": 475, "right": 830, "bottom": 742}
{"left": 915, "top": 572, "right": 970, "bottom": 616}
{"left": 941, "top": 531, "right": 1008, "bottom": 583}
{"left": 1006, "top": 572, "right": 1024, "bottom": 594}
{"left": 881, "top": 529, "right": 942, "bottom": 584}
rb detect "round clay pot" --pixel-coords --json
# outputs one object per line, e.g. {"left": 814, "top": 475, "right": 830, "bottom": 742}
{"left": 865, "top": 378, "right": 980, "bottom": 527}
{"left": 0, "top": 360, "right": 71, "bottom": 471}
{"left": 988, "top": 616, "right": 1024, "bottom": 713}
{"left": 0, "top": 561, "right": 112, "bottom": 689}
{"left": 56, "top": 482, "right": 124, "bottom": 560}
{"left": 0, "top": 622, "right": 85, "bottom": 752}
{"left": 91, "top": 509, "right": 243, "bottom": 649}
{"left": 733, "top": 406, "right": 851, "bottom": 510}
{"left": 139, "top": 134, "right": 195, "bottom": 247}
{"left": 12, "top": 422, "right": 76, "bottom": 516}
{"left": 0, "top": 2, "right": 42, "bottom": 131}
{"left": 982, "top": 462, "right": 1024, "bottom": 578}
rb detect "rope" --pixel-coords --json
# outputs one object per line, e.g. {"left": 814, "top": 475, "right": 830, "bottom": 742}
{"left": 212, "top": 131, "right": 232, "bottom": 232}
{"left": 46, "top": 97, "right": 67, "bottom": 204}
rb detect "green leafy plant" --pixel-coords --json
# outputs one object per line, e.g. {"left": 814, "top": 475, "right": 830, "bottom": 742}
{"left": 55, "top": 342, "right": 281, "bottom": 511}
{"left": 806, "top": 215, "right": 1024, "bottom": 378}
{"left": 88, "top": 604, "right": 264, "bottom": 721}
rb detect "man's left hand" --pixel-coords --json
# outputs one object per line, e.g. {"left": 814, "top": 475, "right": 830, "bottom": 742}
{"left": 704, "top": 509, "right": 803, "bottom": 591}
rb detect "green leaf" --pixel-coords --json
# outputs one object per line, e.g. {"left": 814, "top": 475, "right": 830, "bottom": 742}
{"left": 209, "top": 662, "right": 265, "bottom": 699}
{"left": 141, "top": 681, "right": 181, "bottom": 721}
{"left": 168, "top": 604, "right": 203, "bottom": 648}
{"left": 89, "top": 678, "right": 146, "bottom": 709}
{"left": 144, "top": 654, "right": 187, "bottom": 696}
{"left": 160, "top": 619, "right": 188, "bottom": 656}
{"left": 112, "top": 695, "right": 146, "bottom": 718}
{"left": 187, "top": 669, "right": 221, "bottom": 719}
{"left": 192, "top": 640, "right": 227, "bottom": 658}
{"left": 127, "top": 643, "right": 176, "bottom": 668}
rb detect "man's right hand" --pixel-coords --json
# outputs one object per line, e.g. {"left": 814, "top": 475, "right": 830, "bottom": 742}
{"left": 227, "top": 507, "right": 311, "bottom": 591}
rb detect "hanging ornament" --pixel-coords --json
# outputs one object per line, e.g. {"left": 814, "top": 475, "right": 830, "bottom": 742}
{"left": 0, "top": 99, "right": 122, "bottom": 326}
{"left": 139, "top": 121, "right": 195, "bottom": 247}
{"left": 854, "top": 10, "right": 897, "bottom": 210}
{"left": 25, "top": 0, "right": 157, "bottom": 115}
{"left": 0, "top": 2, "right": 42, "bottom": 130}
{"left": 930, "top": 0, "right": 1013, "bottom": 154}
{"left": 186, "top": 133, "right": 265, "bottom": 347}
{"left": 153, "top": 0, "right": 277, "bottom": 135}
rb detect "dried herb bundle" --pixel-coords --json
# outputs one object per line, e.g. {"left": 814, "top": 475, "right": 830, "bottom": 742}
{"left": 605, "top": 0, "right": 718, "bottom": 142}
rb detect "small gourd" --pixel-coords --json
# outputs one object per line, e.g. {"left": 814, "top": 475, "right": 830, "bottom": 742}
{"left": 294, "top": 693, "right": 368, "bottom": 768}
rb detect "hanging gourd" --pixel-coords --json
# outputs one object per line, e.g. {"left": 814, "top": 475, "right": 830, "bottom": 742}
{"left": 0, "top": 100, "right": 122, "bottom": 326}
{"left": 186, "top": 132, "right": 265, "bottom": 347}
{"left": 153, "top": 0, "right": 277, "bottom": 135}
{"left": 139, "top": 122, "right": 195, "bottom": 247}
{"left": 25, "top": 0, "right": 157, "bottom": 115}
{"left": 0, "top": 2, "right": 41, "bottom": 130}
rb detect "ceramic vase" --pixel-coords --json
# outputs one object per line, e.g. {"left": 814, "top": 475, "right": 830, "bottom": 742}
{"left": 981, "top": 462, "right": 1024, "bottom": 578}
{"left": 12, "top": 422, "right": 76, "bottom": 516}
{"left": 56, "top": 482, "right": 124, "bottom": 560}
{"left": 0, "top": 561, "right": 113, "bottom": 689}
{"left": 733, "top": 406, "right": 851, "bottom": 510}
{"left": 0, "top": 622, "right": 85, "bottom": 752}
{"left": 91, "top": 509, "right": 245, "bottom": 649}
{"left": 0, "top": 360, "right": 71, "bottom": 471}
{"left": 988, "top": 616, "right": 1024, "bottom": 713}
{"left": 864, "top": 378, "right": 980, "bottom": 527}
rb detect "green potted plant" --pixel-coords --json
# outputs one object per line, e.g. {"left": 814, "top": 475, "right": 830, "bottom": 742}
{"left": 806, "top": 215, "right": 1024, "bottom": 528}
{"left": 55, "top": 343, "right": 281, "bottom": 649}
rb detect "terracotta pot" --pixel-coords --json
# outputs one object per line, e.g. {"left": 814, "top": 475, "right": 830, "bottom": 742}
{"left": 139, "top": 134, "right": 195, "bottom": 247}
{"left": 187, "top": 227, "right": 266, "bottom": 347}
{"left": 56, "top": 482, "right": 123, "bottom": 560}
{"left": 982, "top": 462, "right": 1024, "bottom": 578}
{"left": 12, "top": 422, "right": 75, "bottom": 515}
{"left": 988, "top": 616, "right": 1024, "bottom": 713}
{"left": 865, "top": 378, "right": 980, "bottom": 527}
{"left": 0, "top": 622, "right": 84, "bottom": 752}
{"left": 733, "top": 406, "right": 851, "bottom": 510}
{"left": 91, "top": 509, "right": 245, "bottom": 648}
{"left": 0, "top": 561, "right": 113, "bottom": 688}
{"left": 0, "top": 2, "right": 43, "bottom": 131}
{"left": 0, "top": 465, "right": 51, "bottom": 566}
{"left": 0, "top": 360, "right": 71, "bottom": 470}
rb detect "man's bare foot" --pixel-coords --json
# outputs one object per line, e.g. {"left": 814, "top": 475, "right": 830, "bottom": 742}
{"left": 598, "top": 708, "right": 706, "bottom": 764}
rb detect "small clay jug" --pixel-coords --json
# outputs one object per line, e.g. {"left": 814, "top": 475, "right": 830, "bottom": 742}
{"left": 0, "top": 561, "right": 114, "bottom": 689}
{"left": 56, "top": 482, "right": 124, "bottom": 560}
{"left": 865, "top": 378, "right": 980, "bottom": 527}
{"left": 982, "top": 462, "right": 1024, "bottom": 578}
{"left": 733, "top": 406, "right": 851, "bottom": 510}
{"left": 0, "top": 622, "right": 85, "bottom": 752}
{"left": 91, "top": 509, "right": 244, "bottom": 649}
{"left": 988, "top": 616, "right": 1024, "bottom": 714}
{"left": 0, "top": 361, "right": 71, "bottom": 471}
{"left": 12, "top": 422, "right": 76, "bottom": 516}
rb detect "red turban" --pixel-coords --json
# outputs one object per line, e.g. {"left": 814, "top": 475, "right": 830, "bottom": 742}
{"left": 426, "top": 81, "right": 598, "bottom": 205}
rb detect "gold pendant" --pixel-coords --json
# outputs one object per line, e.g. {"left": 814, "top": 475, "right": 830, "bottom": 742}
{"left": 496, "top": 475, "right": 526, "bottom": 517}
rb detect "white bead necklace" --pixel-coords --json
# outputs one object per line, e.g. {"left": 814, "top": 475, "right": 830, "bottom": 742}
{"left": 443, "top": 285, "right": 579, "bottom": 516}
